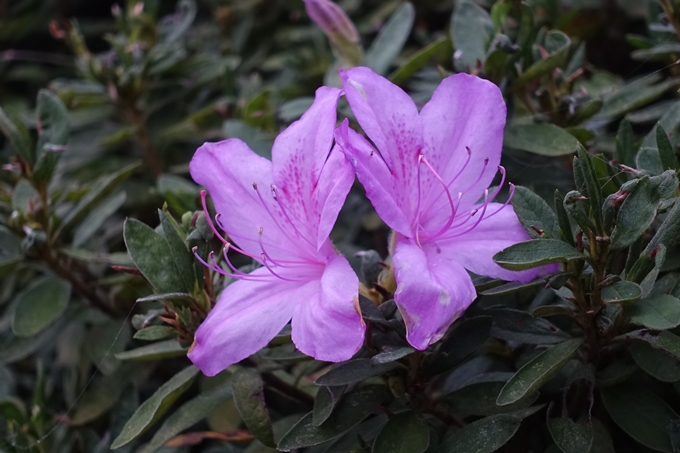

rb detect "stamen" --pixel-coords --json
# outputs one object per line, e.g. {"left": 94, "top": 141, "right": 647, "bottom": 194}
{"left": 270, "top": 185, "right": 315, "bottom": 248}
{"left": 412, "top": 155, "right": 425, "bottom": 242}
{"left": 260, "top": 254, "right": 313, "bottom": 282}
{"left": 200, "top": 190, "right": 228, "bottom": 245}
{"left": 446, "top": 146, "right": 473, "bottom": 188}
{"left": 459, "top": 157, "right": 489, "bottom": 194}
{"left": 253, "top": 183, "right": 315, "bottom": 249}
{"left": 483, "top": 183, "right": 516, "bottom": 220}
{"left": 451, "top": 189, "right": 490, "bottom": 237}
{"left": 420, "top": 156, "right": 457, "bottom": 240}
{"left": 258, "top": 227, "right": 324, "bottom": 268}
{"left": 192, "top": 247, "right": 275, "bottom": 282}
{"left": 487, "top": 166, "right": 506, "bottom": 203}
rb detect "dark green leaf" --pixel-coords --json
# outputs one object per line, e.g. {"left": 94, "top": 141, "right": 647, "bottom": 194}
{"left": 595, "top": 357, "right": 637, "bottom": 388}
{"left": 628, "top": 295, "right": 680, "bottom": 330}
{"left": 372, "top": 411, "right": 429, "bottom": 453}
{"left": 497, "top": 339, "right": 582, "bottom": 406}
{"left": 390, "top": 37, "right": 450, "bottom": 85}
{"left": 73, "top": 191, "right": 126, "bottom": 247}
{"left": 444, "top": 381, "right": 538, "bottom": 416}
{"left": 627, "top": 330, "right": 680, "bottom": 360}
{"left": 278, "top": 385, "right": 388, "bottom": 450}
{"left": 363, "top": 3, "right": 415, "bottom": 75}
{"left": 313, "top": 385, "right": 344, "bottom": 427}
{"left": 451, "top": 0, "right": 493, "bottom": 72}
{"left": 232, "top": 368, "right": 275, "bottom": 448}
{"left": 645, "top": 201, "right": 680, "bottom": 255}
{"left": 111, "top": 366, "right": 199, "bottom": 449}
{"left": 601, "top": 281, "right": 642, "bottom": 305}
{"left": 429, "top": 316, "right": 492, "bottom": 375}
{"left": 596, "top": 78, "right": 680, "bottom": 119}
{"left": 570, "top": 100, "right": 603, "bottom": 126}
{"left": 0, "top": 106, "right": 33, "bottom": 162}
{"left": 115, "top": 340, "right": 188, "bottom": 361}
{"left": 159, "top": 209, "right": 196, "bottom": 293}
{"left": 124, "top": 218, "right": 187, "bottom": 293}
{"left": 479, "top": 276, "right": 547, "bottom": 296}
{"left": 504, "top": 124, "right": 579, "bottom": 157}
{"left": 488, "top": 308, "right": 570, "bottom": 345}
{"left": 315, "top": 359, "right": 399, "bottom": 386}
{"left": 656, "top": 124, "right": 679, "bottom": 170}
{"left": 84, "top": 320, "right": 131, "bottom": 376}
{"left": 630, "top": 341, "right": 680, "bottom": 382}
{"left": 138, "top": 382, "right": 233, "bottom": 453}
{"left": 11, "top": 277, "right": 70, "bottom": 337}
{"left": 437, "top": 414, "right": 521, "bottom": 453}
{"left": 554, "top": 190, "right": 574, "bottom": 246}
{"left": 547, "top": 408, "right": 593, "bottom": 453}
{"left": 511, "top": 186, "right": 559, "bottom": 239}
{"left": 371, "top": 347, "right": 414, "bottom": 364}
{"left": 612, "top": 171, "right": 679, "bottom": 250}
{"left": 33, "top": 89, "right": 69, "bottom": 181}
{"left": 133, "top": 325, "right": 173, "bottom": 341}
{"left": 616, "top": 119, "right": 636, "bottom": 167}
{"left": 58, "top": 162, "right": 140, "bottom": 235}
{"left": 602, "top": 382, "right": 679, "bottom": 453}
{"left": 494, "top": 239, "right": 583, "bottom": 271}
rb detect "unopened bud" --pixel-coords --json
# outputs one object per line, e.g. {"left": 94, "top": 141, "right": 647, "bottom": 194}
{"left": 303, "top": 0, "right": 361, "bottom": 65}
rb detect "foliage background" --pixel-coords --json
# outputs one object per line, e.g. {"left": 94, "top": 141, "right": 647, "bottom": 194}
{"left": 3, "top": 0, "right": 680, "bottom": 452}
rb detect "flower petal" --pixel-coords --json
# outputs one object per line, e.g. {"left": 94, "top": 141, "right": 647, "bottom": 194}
{"left": 335, "top": 120, "right": 412, "bottom": 236}
{"left": 188, "top": 269, "right": 299, "bottom": 376}
{"left": 439, "top": 203, "right": 552, "bottom": 282}
{"left": 272, "top": 87, "right": 347, "bottom": 249}
{"left": 393, "top": 237, "right": 476, "bottom": 350}
{"left": 291, "top": 254, "right": 365, "bottom": 362}
{"left": 340, "top": 67, "right": 424, "bottom": 223}
{"left": 190, "top": 139, "right": 302, "bottom": 260}
{"left": 419, "top": 73, "right": 506, "bottom": 224}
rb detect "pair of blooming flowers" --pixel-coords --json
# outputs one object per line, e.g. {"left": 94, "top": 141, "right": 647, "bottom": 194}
{"left": 188, "top": 67, "right": 544, "bottom": 376}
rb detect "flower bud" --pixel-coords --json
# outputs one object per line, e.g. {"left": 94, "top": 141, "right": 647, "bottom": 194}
{"left": 303, "top": 0, "right": 361, "bottom": 65}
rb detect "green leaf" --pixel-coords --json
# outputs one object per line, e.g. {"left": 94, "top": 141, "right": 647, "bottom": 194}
{"left": 11, "top": 277, "right": 70, "bottom": 337}
{"left": 616, "top": 119, "right": 636, "bottom": 167}
{"left": 115, "top": 340, "right": 188, "bottom": 361}
{"left": 451, "top": 0, "right": 493, "bottom": 72}
{"left": 601, "top": 281, "right": 642, "bottom": 305}
{"left": 429, "top": 316, "right": 492, "bottom": 375}
{"left": 0, "top": 312, "right": 71, "bottom": 364}
{"left": 554, "top": 190, "right": 574, "bottom": 246}
{"left": 547, "top": 409, "right": 592, "bottom": 453}
{"left": 444, "top": 381, "right": 538, "bottom": 416}
{"left": 645, "top": 200, "right": 680, "bottom": 255}
{"left": 58, "top": 161, "right": 140, "bottom": 236}
{"left": 630, "top": 341, "right": 680, "bottom": 382}
{"left": 511, "top": 186, "right": 560, "bottom": 239}
{"left": 487, "top": 308, "right": 570, "bottom": 345}
{"left": 33, "top": 89, "right": 69, "bottom": 182}
{"left": 315, "top": 359, "right": 399, "bottom": 386}
{"left": 313, "top": 386, "right": 344, "bottom": 427}
{"left": 84, "top": 320, "right": 131, "bottom": 376}
{"left": 390, "top": 37, "right": 450, "bottom": 85}
{"left": 574, "top": 145, "right": 603, "bottom": 229}
{"left": 232, "top": 368, "right": 275, "bottom": 448}
{"left": 595, "top": 357, "right": 637, "bottom": 388}
{"left": 437, "top": 414, "right": 521, "bottom": 453}
{"left": 73, "top": 191, "right": 126, "bottom": 247}
{"left": 124, "top": 218, "right": 187, "bottom": 293}
{"left": 627, "top": 330, "right": 680, "bottom": 360}
{"left": 570, "top": 100, "right": 603, "bottom": 126}
{"left": 656, "top": 124, "right": 679, "bottom": 170}
{"left": 133, "top": 325, "right": 173, "bottom": 341}
{"left": 611, "top": 171, "right": 679, "bottom": 250}
{"left": 504, "top": 124, "right": 579, "bottom": 157}
{"left": 137, "top": 382, "right": 233, "bottom": 453}
{"left": 0, "top": 105, "right": 33, "bottom": 163}
{"left": 602, "top": 382, "right": 679, "bottom": 453}
{"left": 497, "top": 339, "right": 582, "bottom": 406}
{"left": 371, "top": 346, "right": 414, "bottom": 364}
{"left": 372, "top": 411, "right": 429, "bottom": 453}
{"left": 363, "top": 2, "right": 415, "bottom": 75}
{"left": 111, "top": 365, "right": 199, "bottom": 449}
{"left": 596, "top": 78, "right": 680, "bottom": 119}
{"left": 628, "top": 295, "right": 680, "bottom": 329}
{"left": 278, "top": 385, "right": 388, "bottom": 450}
{"left": 479, "top": 277, "right": 547, "bottom": 296}
{"left": 514, "top": 31, "right": 570, "bottom": 87}
{"left": 494, "top": 239, "right": 584, "bottom": 271}
{"left": 71, "top": 363, "right": 147, "bottom": 426}
{"left": 159, "top": 209, "right": 196, "bottom": 293}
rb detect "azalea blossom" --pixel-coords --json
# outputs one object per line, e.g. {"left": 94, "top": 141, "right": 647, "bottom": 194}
{"left": 188, "top": 87, "right": 365, "bottom": 376}
{"left": 335, "top": 67, "right": 545, "bottom": 350}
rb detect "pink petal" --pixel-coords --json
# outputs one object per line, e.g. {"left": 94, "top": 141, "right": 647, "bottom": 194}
{"left": 291, "top": 254, "right": 365, "bottom": 362}
{"left": 335, "top": 120, "right": 412, "bottom": 236}
{"left": 440, "top": 203, "right": 553, "bottom": 282}
{"left": 190, "top": 139, "right": 306, "bottom": 260}
{"left": 419, "top": 73, "right": 506, "bottom": 226}
{"left": 188, "top": 269, "right": 298, "bottom": 376}
{"left": 393, "top": 237, "right": 476, "bottom": 350}
{"left": 271, "top": 87, "right": 352, "bottom": 250}
{"left": 340, "top": 67, "right": 424, "bottom": 223}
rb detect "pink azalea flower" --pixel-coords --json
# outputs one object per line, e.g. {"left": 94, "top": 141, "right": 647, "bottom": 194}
{"left": 335, "top": 67, "right": 546, "bottom": 350}
{"left": 188, "top": 87, "right": 365, "bottom": 376}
